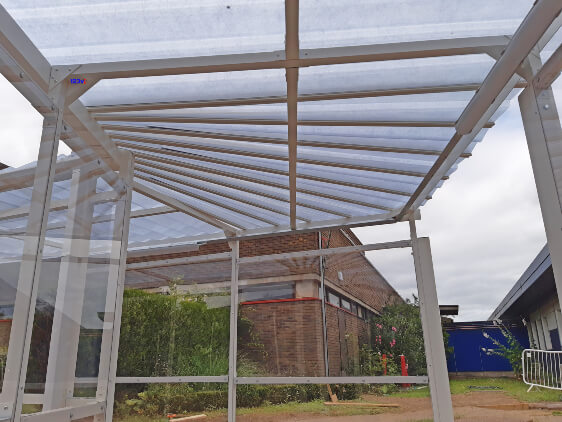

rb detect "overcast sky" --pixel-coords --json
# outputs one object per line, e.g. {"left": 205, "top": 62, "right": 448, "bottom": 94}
{"left": 1, "top": 73, "right": 560, "bottom": 322}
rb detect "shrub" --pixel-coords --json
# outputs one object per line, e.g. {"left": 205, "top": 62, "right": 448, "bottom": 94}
{"left": 121, "top": 383, "right": 330, "bottom": 416}
{"left": 482, "top": 321, "right": 524, "bottom": 377}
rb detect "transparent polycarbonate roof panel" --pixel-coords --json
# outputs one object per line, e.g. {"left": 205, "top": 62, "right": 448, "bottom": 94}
{"left": 82, "top": 69, "right": 287, "bottom": 107}
{"left": 297, "top": 92, "right": 476, "bottom": 123}
{"left": 540, "top": 28, "right": 561, "bottom": 63}
{"left": 300, "top": 0, "right": 533, "bottom": 49}
{"left": 298, "top": 55, "right": 496, "bottom": 95}
{"left": 128, "top": 211, "right": 223, "bottom": 246}
{"left": 138, "top": 179, "right": 273, "bottom": 230}
{"left": 97, "top": 103, "right": 289, "bottom": 121}
{"left": 298, "top": 126, "right": 457, "bottom": 142}
{"left": 2, "top": 0, "right": 285, "bottom": 64}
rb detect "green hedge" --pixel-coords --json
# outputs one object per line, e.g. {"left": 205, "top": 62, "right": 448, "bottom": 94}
{"left": 118, "top": 383, "right": 363, "bottom": 416}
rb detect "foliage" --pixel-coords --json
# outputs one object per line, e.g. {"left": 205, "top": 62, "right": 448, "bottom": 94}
{"left": 118, "top": 383, "right": 329, "bottom": 416}
{"left": 482, "top": 321, "right": 525, "bottom": 377}
{"left": 358, "top": 295, "right": 451, "bottom": 377}
{"left": 117, "top": 286, "right": 251, "bottom": 377}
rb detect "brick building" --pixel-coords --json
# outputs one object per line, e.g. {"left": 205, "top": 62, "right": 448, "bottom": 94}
{"left": 126, "top": 228, "right": 403, "bottom": 376}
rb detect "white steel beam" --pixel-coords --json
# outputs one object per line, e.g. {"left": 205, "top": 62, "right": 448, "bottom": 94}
{"left": 72, "top": 36, "right": 510, "bottom": 80}
{"left": 20, "top": 401, "right": 105, "bottom": 422}
{"left": 236, "top": 376, "right": 428, "bottom": 384}
{"left": 533, "top": 44, "right": 562, "bottom": 92}
{"left": 127, "top": 251, "right": 232, "bottom": 271}
{"left": 227, "top": 241, "right": 240, "bottom": 422}
{"left": 519, "top": 53, "right": 562, "bottom": 341}
{"left": 43, "top": 166, "right": 97, "bottom": 411}
{"left": 239, "top": 239, "right": 411, "bottom": 264}
{"left": 133, "top": 181, "right": 239, "bottom": 234}
{"left": 0, "top": 79, "right": 66, "bottom": 421}
{"left": 99, "top": 117, "right": 474, "bottom": 127}
{"left": 286, "top": 0, "right": 299, "bottom": 230}
{"left": 87, "top": 83, "right": 488, "bottom": 113}
{"left": 95, "top": 152, "right": 133, "bottom": 422}
{"left": 410, "top": 220, "right": 453, "bottom": 422}
{"left": 399, "top": 74, "right": 520, "bottom": 217}
{"left": 102, "top": 123, "right": 459, "bottom": 156}
{"left": 398, "top": 0, "right": 562, "bottom": 219}
{"left": 456, "top": 0, "right": 562, "bottom": 136}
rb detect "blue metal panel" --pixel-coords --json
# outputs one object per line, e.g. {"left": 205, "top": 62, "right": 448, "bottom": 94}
{"left": 446, "top": 325, "right": 530, "bottom": 372}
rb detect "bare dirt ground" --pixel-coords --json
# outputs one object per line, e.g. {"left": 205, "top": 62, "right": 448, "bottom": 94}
{"left": 218, "top": 392, "right": 562, "bottom": 422}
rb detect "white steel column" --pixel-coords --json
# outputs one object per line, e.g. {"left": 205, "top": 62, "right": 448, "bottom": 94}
{"left": 410, "top": 220, "right": 454, "bottom": 422}
{"left": 519, "top": 53, "right": 562, "bottom": 330}
{"left": 100, "top": 152, "right": 134, "bottom": 422}
{"left": 43, "top": 166, "right": 97, "bottom": 410}
{"left": 0, "top": 81, "right": 66, "bottom": 421}
{"left": 227, "top": 241, "right": 240, "bottom": 422}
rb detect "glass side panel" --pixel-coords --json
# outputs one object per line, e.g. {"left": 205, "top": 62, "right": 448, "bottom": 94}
{"left": 3, "top": 0, "right": 286, "bottom": 64}
{"left": 300, "top": 0, "right": 532, "bottom": 49}
{"left": 113, "top": 382, "right": 227, "bottom": 421}
{"left": 119, "top": 252, "right": 232, "bottom": 377}
{"left": 236, "top": 231, "right": 427, "bottom": 379}
{"left": 0, "top": 142, "right": 128, "bottom": 418}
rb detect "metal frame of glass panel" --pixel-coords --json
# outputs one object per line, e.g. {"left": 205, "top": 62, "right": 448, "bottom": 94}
{"left": 0, "top": 0, "right": 560, "bottom": 421}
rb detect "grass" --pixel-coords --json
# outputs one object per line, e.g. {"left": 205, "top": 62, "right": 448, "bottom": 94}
{"left": 391, "top": 377, "right": 562, "bottom": 402}
{"left": 115, "top": 377, "right": 562, "bottom": 422}
{"left": 114, "top": 401, "right": 384, "bottom": 421}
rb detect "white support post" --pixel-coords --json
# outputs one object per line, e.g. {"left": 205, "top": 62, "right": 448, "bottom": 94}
{"left": 519, "top": 53, "right": 562, "bottom": 331}
{"left": 0, "top": 80, "right": 66, "bottom": 421}
{"left": 97, "top": 152, "right": 134, "bottom": 422}
{"left": 227, "top": 241, "right": 240, "bottom": 422}
{"left": 43, "top": 166, "right": 97, "bottom": 411}
{"left": 410, "top": 220, "right": 454, "bottom": 422}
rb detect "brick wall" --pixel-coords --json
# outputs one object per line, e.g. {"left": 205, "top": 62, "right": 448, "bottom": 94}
{"left": 325, "top": 304, "right": 371, "bottom": 376}
{"left": 321, "top": 229, "right": 402, "bottom": 310}
{"left": 127, "top": 232, "right": 319, "bottom": 288}
{"left": 240, "top": 299, "right": 326, "bottom": 376}
{"left": 0, "top": 320, "right": 10, "bottom": 348}
{"left": 239, "top": 299, "right": 371, "bottom": 377}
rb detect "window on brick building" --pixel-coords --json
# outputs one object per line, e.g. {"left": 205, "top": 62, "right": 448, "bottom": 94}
{"left": 341, "top": 298, "right": 351, "bottom": 311}
{"left": 240, "top": 282, "right": 294, "bottom": 302}
{"left": 328, "top": 291, "right": 340, "bottom": 307}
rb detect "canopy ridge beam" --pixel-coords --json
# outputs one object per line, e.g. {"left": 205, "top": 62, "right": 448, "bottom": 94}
{"left": 86, "top": 83, "right": 500, "bottom": 113}
{"left": 102, "top": 125, "right": 472, "bottom": 157}
{"left": 70, "top": 36, "right": 511, "bottom": 80}
{"left": 96, "top": 117, "right": 492, "bottom": 128}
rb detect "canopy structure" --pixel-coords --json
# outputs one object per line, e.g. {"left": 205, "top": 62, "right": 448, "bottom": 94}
{"left": 0, "top": 1, "right": 561, "bottom": 421}
{"left": 0, "top": 0, "right": 559, "bottom": 247}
